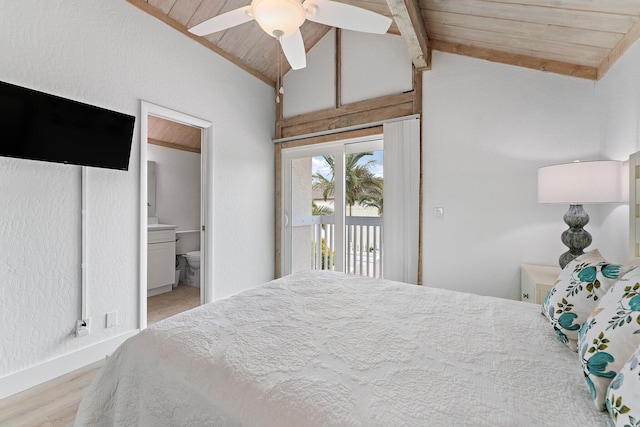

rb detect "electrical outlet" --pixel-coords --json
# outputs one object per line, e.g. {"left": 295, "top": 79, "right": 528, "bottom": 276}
{"left": 106, "top": 311, "right": 117, "bottom": 328}
{"left": 76, "top": 318, "right": 91, "bottom": 337}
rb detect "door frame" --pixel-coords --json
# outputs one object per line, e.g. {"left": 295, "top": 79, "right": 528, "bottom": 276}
{"left": 139, "top": 101, "right": 214, "bottom": 330}
{"left": 280, "top": 134, "right": 383, "bottom": 276}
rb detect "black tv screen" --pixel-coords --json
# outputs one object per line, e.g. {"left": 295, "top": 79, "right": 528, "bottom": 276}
{"left": 0, "top": 80, "right": 135, "bottom": 170}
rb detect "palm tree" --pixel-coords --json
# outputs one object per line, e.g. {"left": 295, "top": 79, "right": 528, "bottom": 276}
{"left": 312, "top": 153, "right": 383, "bottom": 216}
{"left": 312, "top": 202, "right": 334, "bottom": 216}
{"left": 357, "top": 176, "right": 383, "bottom": 216}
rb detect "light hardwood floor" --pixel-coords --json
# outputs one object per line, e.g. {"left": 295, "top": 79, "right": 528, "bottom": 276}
{"left": 147, "top": 284, "right": 200, "bottom": 325}
{"left": 0, "top": 285, "right": 200, "bottom": 427}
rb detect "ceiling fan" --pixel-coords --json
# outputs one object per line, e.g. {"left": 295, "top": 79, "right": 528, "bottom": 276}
{"left": 188, "top": 0, "right": 392, "bottom": 71}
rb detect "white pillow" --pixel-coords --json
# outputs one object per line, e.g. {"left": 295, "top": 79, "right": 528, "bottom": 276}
{"left": 542, "top": 249, "right": 630, "bottom": 351}
{"left": 579, "top": 267, "right": 640, "bottom": 410}
{"left": 606, "top": 344, "right": 640, "bottom": 426}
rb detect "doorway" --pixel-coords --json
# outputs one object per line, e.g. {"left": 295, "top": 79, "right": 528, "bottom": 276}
{"left": 139, "top": 102, "right": 214, "bottom": 330}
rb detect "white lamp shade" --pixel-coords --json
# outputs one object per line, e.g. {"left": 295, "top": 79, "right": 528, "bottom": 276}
{"left": 251, "top": 0, "right": 306, "bottom": 38}
{"left": 538, "top": 160, "right": 623, "bottom": 204}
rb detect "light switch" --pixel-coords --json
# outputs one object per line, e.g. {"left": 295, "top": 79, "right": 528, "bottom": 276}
{"left": 106, "top": 311, "right": 117, "bottom": 328}
{"left": 434, "top": 207, "right": 444, "bottom": 220}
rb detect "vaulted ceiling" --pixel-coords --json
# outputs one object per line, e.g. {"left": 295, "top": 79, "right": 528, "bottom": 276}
{"left": 126, "top": 0, "right": 640, "bottom": 84}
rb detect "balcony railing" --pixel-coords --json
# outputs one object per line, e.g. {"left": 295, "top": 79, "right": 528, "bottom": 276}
{"left": 291, "top": 215, "right": 383, "bottom": 279}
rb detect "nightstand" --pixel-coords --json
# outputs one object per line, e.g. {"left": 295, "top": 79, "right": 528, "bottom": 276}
{"left": 520, "top": 264, "right": 562, "bottom": 304}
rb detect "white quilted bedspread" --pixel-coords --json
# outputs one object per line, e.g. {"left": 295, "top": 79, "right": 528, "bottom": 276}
{"left": 75, "top": 270, "right": 609, "bottom": 426}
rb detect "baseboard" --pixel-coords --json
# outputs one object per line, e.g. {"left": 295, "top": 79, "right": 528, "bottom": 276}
{"left": 0, "top": 330, "right": 139, "bottom": 400}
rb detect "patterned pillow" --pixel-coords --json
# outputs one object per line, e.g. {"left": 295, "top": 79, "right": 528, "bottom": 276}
{"left": 542, "top": 249, "right": 629, "bottom": 351}
{"left": 579, "top": 268, "right": 640, "bottom": 411}
{"left": 606, "top": 344, "right": 640, "bottom": 426}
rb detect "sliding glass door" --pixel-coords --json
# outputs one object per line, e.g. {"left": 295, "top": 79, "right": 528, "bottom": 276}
{"left": 344, "top": 141, "right": 384, "bottom": 278}
{"left": 281, "top": 137, "right": 384, "bottom": 277}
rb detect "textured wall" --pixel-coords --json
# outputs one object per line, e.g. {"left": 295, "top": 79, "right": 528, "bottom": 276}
{"left": 341, "top": 31, "right": 412, "bottom": 105}
{"left": 597, "top": 38, "right": 640, "bottom": 263}
{"left": 0, "top": 0, "right": 274, "bottom": 377}
{"left": 422, "top": 52, "right": 606, "bottom": 299}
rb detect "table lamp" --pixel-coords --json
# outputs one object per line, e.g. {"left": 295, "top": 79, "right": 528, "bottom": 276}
{"left": 538, "top": 160, "right": 623, "bottom": 269}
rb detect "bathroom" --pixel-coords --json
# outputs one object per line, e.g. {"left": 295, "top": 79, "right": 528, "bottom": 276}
{"left": 147, "top": 115, "right": 202, "bottom": 323}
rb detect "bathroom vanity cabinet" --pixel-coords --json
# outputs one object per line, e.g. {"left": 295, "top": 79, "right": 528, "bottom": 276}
{"left": 148, "top": 225, "right": 177, "bottom": 297}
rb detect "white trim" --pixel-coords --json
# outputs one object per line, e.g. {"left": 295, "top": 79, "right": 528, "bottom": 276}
{"left": 201, "top": 124, "right": 215, "bottom": 304}
{"left": 0, "top": 331, "right": 138, "bottom": 400}
{"left": 140, "top": 107, "right": 148, "bottom": 331}
{"left": 140, "top": 101, "right": 214, "bottom": 330}
{"left": 272, "top": 114, "right": 420, "bottom": 144}
{"left": 281, "top": 144, "right": 345, "bottom": 275}
{"left": 142, "top": 103, "right": 212, "bottom": 129}
{"left": 344, "top": 138, "right": 384, "bottom": 157}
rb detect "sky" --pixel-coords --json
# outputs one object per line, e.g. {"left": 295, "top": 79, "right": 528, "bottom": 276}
{"left": 312, "top": 150, "right": 384, "bottom": 179}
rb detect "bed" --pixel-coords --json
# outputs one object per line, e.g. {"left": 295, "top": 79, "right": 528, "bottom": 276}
{"left": 75, "top": 269, "right": 609, "bottom": 426}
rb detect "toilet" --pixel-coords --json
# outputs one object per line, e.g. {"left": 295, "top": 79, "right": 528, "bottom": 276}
{"left": 185, "top": 251, "right": 201, "bottom": 287}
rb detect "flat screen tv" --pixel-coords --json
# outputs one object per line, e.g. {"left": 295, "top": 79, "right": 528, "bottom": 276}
{"left": 0, "top": 80, "right": 135, "bottom": 171}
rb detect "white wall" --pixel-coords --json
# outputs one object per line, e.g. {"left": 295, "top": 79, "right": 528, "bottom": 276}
{"left": 283, "top": 30, "right": 412, "bottom": 118}
{"left": 148, "top": 145, "right": 201, "bottom": 254}
{"left": 422, "top": 52, "right": 604, "bottom": 299}
{"left": 597, "top": 39, "right": 640, "bottom": 263}
{"left": 341, "top": 31, "right": 412, "bottom": 104}
{"left": 283, "top": 30, "right": 336, "bottom": 118}
{"left": 0, "top": 0, "right": 274, "bottom": 392}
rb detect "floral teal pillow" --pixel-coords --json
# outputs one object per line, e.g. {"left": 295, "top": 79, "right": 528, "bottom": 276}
{"left": 579, "top": 267, "right": 640, "bottom": 411}
{"left": 542, "top": 249, "right": 629, "bottom": 351}
{"left": 606, "top": 344, "right": 640, "bottom": 426}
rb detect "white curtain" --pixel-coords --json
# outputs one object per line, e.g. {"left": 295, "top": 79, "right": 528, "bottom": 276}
{"left": 383, "top": 118, "right": 420, "bottom": 284}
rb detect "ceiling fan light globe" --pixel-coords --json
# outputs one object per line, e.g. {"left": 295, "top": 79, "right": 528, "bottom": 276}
{"left": 251, "top": 0, "right": 306, "bottom": 38}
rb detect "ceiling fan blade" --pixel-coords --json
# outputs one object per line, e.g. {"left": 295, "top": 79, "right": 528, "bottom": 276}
{"left": 280, "top": 29, "right": 307, "bottom": 70}
{"left": 188, "top": 6, "right": 253, "bottom": 36}
{"left": 304, "top": 0, "right": 391, "bottom": 34}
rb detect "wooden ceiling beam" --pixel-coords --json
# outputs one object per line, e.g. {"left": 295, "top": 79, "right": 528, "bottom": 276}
{"left": 430, "top": 39, "right": 598, "bottom": 80}
{"left": 123, "top": 0, "right": 275, "bottom": 87}
{"left": 386, "top": 0, "right": 430, "bottom": 69}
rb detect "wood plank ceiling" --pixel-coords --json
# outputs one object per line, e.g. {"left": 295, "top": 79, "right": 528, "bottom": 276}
{"left": 148, "top": 115, "right": 202, "bottom": 153}
{"left": 126, "top": 0, "right": 640, "bottom": 84}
